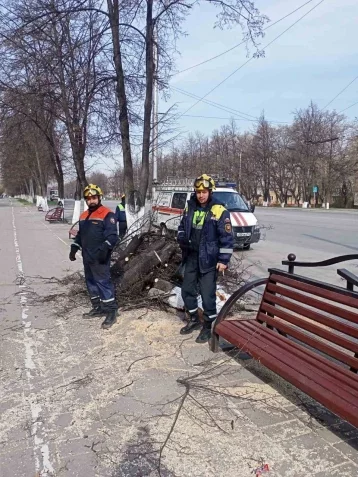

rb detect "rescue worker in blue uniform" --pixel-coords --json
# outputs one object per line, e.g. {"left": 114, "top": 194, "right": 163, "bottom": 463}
{"left": 69, "top": 184, "right": 119, "bottom": 329}
{"left": 177, "top": 174, "right": 234, "bottom": 343}
{"left": 115, "top": 194, "right": 127, "bottom": 239}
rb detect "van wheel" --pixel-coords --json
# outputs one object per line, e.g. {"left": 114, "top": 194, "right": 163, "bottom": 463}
{"left": 160, "top": 224, "right": 168, "bottom": 236}
{"left": 243, "top": 244, "right": 251, "bottom": 250}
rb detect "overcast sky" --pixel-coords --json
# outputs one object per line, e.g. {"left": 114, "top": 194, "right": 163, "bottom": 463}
{"left": 164, "top": 0, "right": 358, "bottom": 136}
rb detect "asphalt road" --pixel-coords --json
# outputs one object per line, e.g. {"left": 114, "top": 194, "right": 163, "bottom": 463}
{"left": 243, "top": 207, "right": 358, "bottom": 285}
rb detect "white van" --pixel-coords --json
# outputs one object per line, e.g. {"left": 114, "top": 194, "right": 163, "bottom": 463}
{"left": 152, "top": 178, "right": 260, "bottom": 250}
{"left": 49, "top": 189, "right": 59, "bottom": 201}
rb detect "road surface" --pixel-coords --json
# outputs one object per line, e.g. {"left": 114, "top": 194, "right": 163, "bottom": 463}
{"left": 242, "top": 207, "right": 358, "bottom": 285}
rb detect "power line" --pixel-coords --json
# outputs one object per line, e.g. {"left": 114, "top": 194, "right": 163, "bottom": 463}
{"left": 176, "top": 0, "right": 325, "bottom": 120}
{"left": 172, "top": 86, "right": 257, "bottom": 120}
{"left": 322, "top": 74, "right": 358, "bottom": 110}
{"left": 173, "top": 0, "right": 315, "bottom": 76}
{"left": 171, "top": 86, "right": 289, "bottom": 123}
{"left": 160, "top": 113, "right": 257, "bottom": 121}
{"left": 178, "top": 114, "right": 256, "bottom": 121}
{"left": 338, "top": 100, "right": 358, "bottom": 114}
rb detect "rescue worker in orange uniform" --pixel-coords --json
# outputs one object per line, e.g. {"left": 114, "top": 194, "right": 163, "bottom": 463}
{"left": 69, "top": 184, "right": 118, "bottom": 329}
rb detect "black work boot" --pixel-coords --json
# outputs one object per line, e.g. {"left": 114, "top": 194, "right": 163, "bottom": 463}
{"left": 180, "top": 312, "right": 201, "bottom": 335}
{"left": 83, "top": 299, "right": 105, "bottom": 319}
{"left": 101, "top": 310, "right": 118, "bottom": 329}
{"left": 195, "top": 322, "right": 212, "bottom": 344}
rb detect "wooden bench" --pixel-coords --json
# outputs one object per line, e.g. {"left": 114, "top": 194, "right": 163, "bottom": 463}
{"left": 211, "top": 253, "right": 358, "bottom": 428}
{"left": 45, "top": 207, "right": 64, "bottom": 222}
{"left": 69, "top": 220, "right": 79, "bottom": 239}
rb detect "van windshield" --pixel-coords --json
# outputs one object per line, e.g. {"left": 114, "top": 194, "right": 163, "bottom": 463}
{"left": 213, "top": 191, "right": 249, "bottom": 212}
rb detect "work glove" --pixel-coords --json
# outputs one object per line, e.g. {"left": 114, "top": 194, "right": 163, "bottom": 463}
{"left": 69, "top": 245, "right": 78, "bottom": 261}
{"left": 97, "top": 243, "right": 110, "bottom": 264}
{"left": 177, "top": 234, "right": 191, "bottom": 249}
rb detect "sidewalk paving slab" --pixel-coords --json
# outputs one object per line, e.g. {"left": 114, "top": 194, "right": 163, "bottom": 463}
{"left": 0, "top": 199, "right": 357, "bottom": 477}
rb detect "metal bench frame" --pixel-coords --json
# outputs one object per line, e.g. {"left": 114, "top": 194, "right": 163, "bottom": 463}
{"left": 69, "top": 220, "right": 79, "bottom": 239}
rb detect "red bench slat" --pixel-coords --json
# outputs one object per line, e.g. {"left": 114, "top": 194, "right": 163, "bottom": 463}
{"left": 270, "top": 273, "right": 358, "bottom": 309}
{"left": 266, "top": 282, "right": 358, "bottom": 326}
{"left": 216, "top": 320, "right": 358, "bottom": 427}
{"left": 257, "top": 312, "right": 358, "bottom": 370}
{"left": 238, "top": 320, "right": 358, "bottom": 395}
{"left": 260, "top": 301, "right": 358, "bottom": 355}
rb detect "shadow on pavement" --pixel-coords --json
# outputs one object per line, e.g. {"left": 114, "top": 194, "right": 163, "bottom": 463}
{"left": 112, "top": 426, "right": 177, "bottom": 477}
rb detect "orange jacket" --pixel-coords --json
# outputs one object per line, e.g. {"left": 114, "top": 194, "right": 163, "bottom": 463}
{"left": 73, "top": 205, "right": 118, "bottom": 261}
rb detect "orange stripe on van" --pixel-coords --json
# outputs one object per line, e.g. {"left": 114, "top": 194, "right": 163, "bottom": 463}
{"left": 232, "top": 212, "right": 242, "bottom": 225}
{"left": 152, "top": 205, "right": 183, "bottom": 215}
{"left": 238, "top": 212, "right": 248, "bottom": 226}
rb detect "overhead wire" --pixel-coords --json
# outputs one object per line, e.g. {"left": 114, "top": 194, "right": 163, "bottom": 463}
{"left": 322, "top": 74, "right": 358, "bottom": 110}
{"left": 168, "top": 113, "right": 258, "bottom": 121}
{"left": 172, "top": 0, "right": 316, "bottom": 76}
{"left": 172, "top": 86, "right": 257, "bottom": 120}
{"left": 171, "top": 86, "right": 288, "bottom": 123}
{"left": 338, "top": 100, "right": 358, "bottom": 114}
{"left": 175, "top": 0, "right": 326, "bottom": 120}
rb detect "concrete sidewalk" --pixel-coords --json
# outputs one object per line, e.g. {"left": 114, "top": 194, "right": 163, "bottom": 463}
{"left": 0, "top": 199, "right": 357, "bottom": 477}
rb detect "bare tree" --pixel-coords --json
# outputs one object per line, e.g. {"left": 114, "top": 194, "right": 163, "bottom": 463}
{"left": 0, "top": 110, "right": 53, "bottom": 200}
{"left": 251, "top": 113, "right": 275, "bottom": 203}
{"left": 89, "top": 0, "right": 268, "bottom": 223}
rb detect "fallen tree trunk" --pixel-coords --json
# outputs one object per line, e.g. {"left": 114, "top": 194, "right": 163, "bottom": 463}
{"left": 112, "top": 232, "right": 164, "bottom": 275}
{"left": 120, "top": 238, "right": 167, "bottom": 274}
{"left": 111, "top": 235, "right": 145, "bottom": 276}
{"left": 118, "top": 242, "right": 177, "bottom": 294}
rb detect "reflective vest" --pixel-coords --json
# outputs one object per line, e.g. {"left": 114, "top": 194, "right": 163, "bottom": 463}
{"left": 177, "top": 196, "right": 234, "bottom": 273}
{"left": 192, "top": 210, "right": 207, "bottom": 229}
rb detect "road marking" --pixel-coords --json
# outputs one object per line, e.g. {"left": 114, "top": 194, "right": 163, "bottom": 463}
{"left": 41, "top": 221, "right": 68, "bottom": 246}
{"left": 22, "top": 204, "right": 69, "bottom": 247}
{"left": 11, "top": 207, "right": 55, "bottom": 476}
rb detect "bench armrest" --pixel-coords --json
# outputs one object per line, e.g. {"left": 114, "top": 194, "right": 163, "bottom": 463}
{"left": 213, "top": 278, "right": 268, "bottom": 331}
{"left": 337, "top": 268, "right": 358, "bottom": 291}
{"left": 210, "top": 278, "right": 267, "bottom": 353}
{"left": 282, "top": 253, "right": 358, "bottom": 274}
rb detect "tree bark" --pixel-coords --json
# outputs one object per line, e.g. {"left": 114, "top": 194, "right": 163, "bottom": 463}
{"left": 107, "top": 0, "right": 135, "bottom": 207}
{"left": 118, "top": 242, "right": 176, "bottom": 294}
{"left": 139, "top": 0, "right": 154, "bottom": 207}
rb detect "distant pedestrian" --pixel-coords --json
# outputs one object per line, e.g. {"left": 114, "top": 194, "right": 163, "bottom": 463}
{"left": 115, "top": 194, "right": 127, "bottom": 239}
{"left": 69, "top": 184, "right": 119, "bottom": 329}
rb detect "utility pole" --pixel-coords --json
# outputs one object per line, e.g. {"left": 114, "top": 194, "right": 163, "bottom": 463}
{"left": 152, "top": 27, "right": 159, "bottom": 184}
{"left": 354, "top": 175, "right": 358, "bottom": 208}
{"left": 238, "top": 151, "right": 242, "bottom": 193}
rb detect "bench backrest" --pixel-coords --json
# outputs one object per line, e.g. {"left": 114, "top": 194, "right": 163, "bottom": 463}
{"left": 46, "top": 207, "right": 63, "bottom": 220}
{"left": 52, "top": 207, "right": 63, "bottom": 218}
{"left": 258, "top": 269, "right": 358, "bottom": 371}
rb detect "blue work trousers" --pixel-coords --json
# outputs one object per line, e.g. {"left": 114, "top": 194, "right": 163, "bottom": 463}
{"left": 181, "top": 253, "right": 217, "bottom": 323}
{"left": 83, "top": 257, "right": 117, "bottom": 311}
